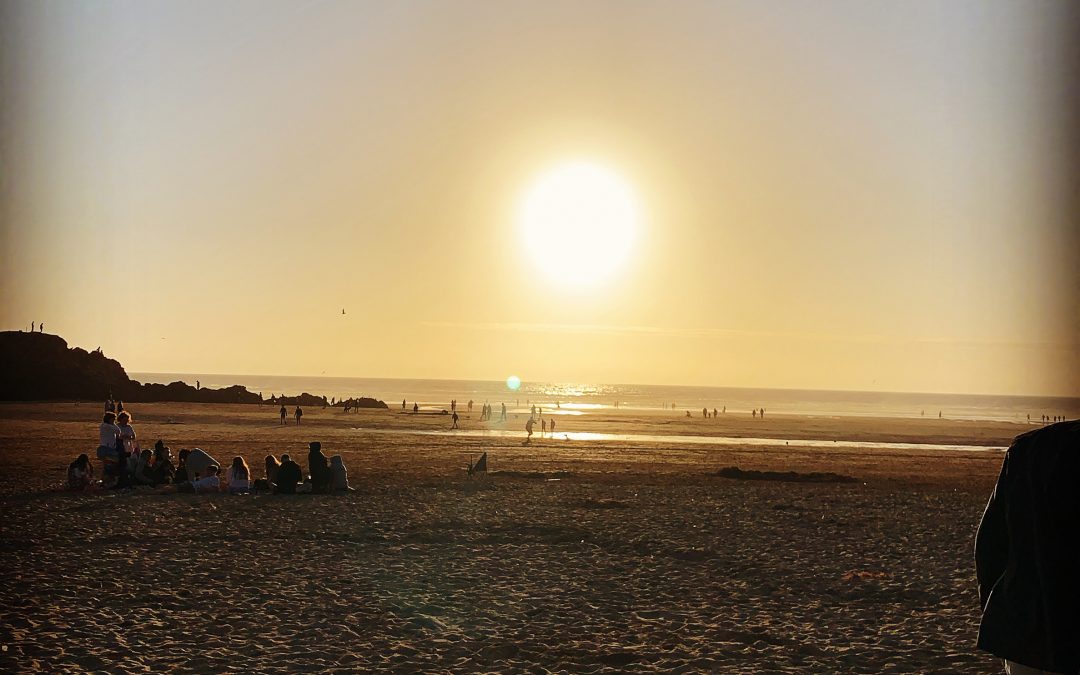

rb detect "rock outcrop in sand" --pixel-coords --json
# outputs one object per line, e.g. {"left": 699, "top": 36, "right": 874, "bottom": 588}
{"left": 0, "top": 331, "right": 262, "bottom": 403}
{"left": 0, "top": 331, "right": 389, "bottom": 407}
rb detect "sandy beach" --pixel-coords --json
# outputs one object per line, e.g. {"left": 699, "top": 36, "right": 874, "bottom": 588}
{"left": 0, "top": 402, "right": 1024, "bottom": 672}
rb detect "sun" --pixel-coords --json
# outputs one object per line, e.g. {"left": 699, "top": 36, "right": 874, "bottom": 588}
{"left": 517, "top": 160, "right": 642, "bottom": 287}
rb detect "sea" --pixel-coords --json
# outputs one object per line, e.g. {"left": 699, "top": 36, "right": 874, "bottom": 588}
{"left": 130, "top": 373, "right": 1079, "bottom": 423}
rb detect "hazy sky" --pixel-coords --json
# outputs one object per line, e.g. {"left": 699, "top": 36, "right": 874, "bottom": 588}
{"left": 2, "top": 1, "right": 1077, "bottom": 396}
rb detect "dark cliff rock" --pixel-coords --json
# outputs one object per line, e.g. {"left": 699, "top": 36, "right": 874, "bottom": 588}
{"left": 0, "top": 332, "right": 367, "bottom": 406}
{"left": 267, "top": 392, "right": 330, "bottom": 407}
{"left": 332, "top": 396, "right": 389, "bottom": 410}
{"left": 0, "top": 332, "right": 138, "bottom": 401}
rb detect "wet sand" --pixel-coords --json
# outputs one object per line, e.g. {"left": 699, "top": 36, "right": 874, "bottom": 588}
{"left": 0, "top": 402, "right": 1024, "bottom": 672}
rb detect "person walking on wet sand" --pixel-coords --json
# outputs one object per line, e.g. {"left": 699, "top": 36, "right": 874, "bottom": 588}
{"left": 525, "top": 416, "right": 535, "bottom": 443}
{"left": 541, "top": 418, "right": 547, "bottom": 435}
{"left": 294, "top": 406, "right": 303, "bottom": 426}
{"left": 451, "top": 411, "right": 459, "bottom": 429}
{"left": 500, "top": 403, "right": 507, "bottom": 422}
{"left": 279, "top": 405, "right": 287, "bottom": 426}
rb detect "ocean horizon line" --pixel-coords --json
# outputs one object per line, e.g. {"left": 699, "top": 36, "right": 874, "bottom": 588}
{"left": 130, "top": 371, "right": 1080, "bottom": 403}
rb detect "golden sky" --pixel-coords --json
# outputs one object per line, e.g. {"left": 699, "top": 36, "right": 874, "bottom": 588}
{"left": 2, "top": 1, "right": 1077, "bottom": 396}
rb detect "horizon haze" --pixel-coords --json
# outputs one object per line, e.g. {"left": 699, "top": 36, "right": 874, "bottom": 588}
{"left": 2, "top": 1, "right": 1078, "bottom": 397}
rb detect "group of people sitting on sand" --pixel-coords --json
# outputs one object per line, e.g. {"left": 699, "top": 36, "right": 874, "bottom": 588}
{"left": 68, "top": 411, "right": 354, "bottom": 495}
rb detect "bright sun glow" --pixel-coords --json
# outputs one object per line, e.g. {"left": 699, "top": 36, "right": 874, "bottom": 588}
{"left": 518, "top": 160, "right": 642, "bottom": 287}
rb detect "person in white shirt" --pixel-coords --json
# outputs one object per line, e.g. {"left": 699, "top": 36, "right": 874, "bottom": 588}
{"left": 179, "top": 466, "right": 219, "bottom": 492}
{"left": 117, "top": 411, "right": 138, "bottom": 472}
{"left": 98, "top": 412, "right": 122, "bottom": 487}
{"left": 186, "top": 465, "right": 221, "bottom": 493}
{"left": 98, "top": 413, "right": 120, "bottom": 455}
{"left": 155, "top": 464, "right": 221, "bottom": 494}
{"left": 225, "top": 456, "right": 251, "bottom": 494}
{"left": 184, "top": 448, "right": 220, "bottom": 480}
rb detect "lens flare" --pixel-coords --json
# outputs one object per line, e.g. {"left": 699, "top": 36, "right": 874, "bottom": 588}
{"left": 506, "top": 375, "right": 522, "bottom": 391}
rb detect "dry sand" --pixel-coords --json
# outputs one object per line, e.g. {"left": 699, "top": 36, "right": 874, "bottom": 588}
{"left": 0, "top": 402, "right": 1024, "bottom": 672}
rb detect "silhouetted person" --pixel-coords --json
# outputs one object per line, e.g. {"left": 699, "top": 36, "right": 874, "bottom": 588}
{"left": 39, "top": 323, "right": 43, "bottom": 333}
{"left": 67, "top": 454, "right": 94, "bottom": 491}
{"left": 451, "top": 411, "right": 459, "bottom": 429}
{"left": 541, "top": 418, "right": 547, "bottom": 435}
{"left": 549, "top": 418, "right": 555, "bottom": 434}
{"left": 150, "top": 442, "right": 175, "bottom": 486}
{"left": 976, "top": 420, "right": 1079, "bottom": 674}
{"left": 752, "top": 409, "right": 757, "bottom": 418}
{"left": 308, "top": 442, "right": 330, "bottom": 494}
{"left": 525, "top": 416, "right": 534, "bottom": 442}
{"left": 713, "top": 408, "right": 718, "bottom": 418}
{"left": 174, "top": 448, "right": 191, "bottom": 484}
{"left": 413, "top": 402, "right": 419, "bottom": 413}
{"left": 276, "top": 454, "right": 302, "bottom": 494}
{"left": 279, "top": 405, "right": 287, "bottom": 426}
{"left": 196, "top": 380, "right": 200, "bottom": 390}
{"left": 294, "top": 406, "right": 303, "bottom": 426}
{"left": 500, "top": 403, "right": 507, "bottom": 421}
{"left": 402, "top": 399, "right": 406, "bottom": 410}
{"left": 330, "top": 455, "right": 354, "bottom": 492}
{"left": 703, "top": 407, "right": 708, "bottom": 418}
{"left": 263, "top": 455, "right": 280, "bottom": 491}
{"left": 31, "top": 321, "right": 34, "bottom": 332}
